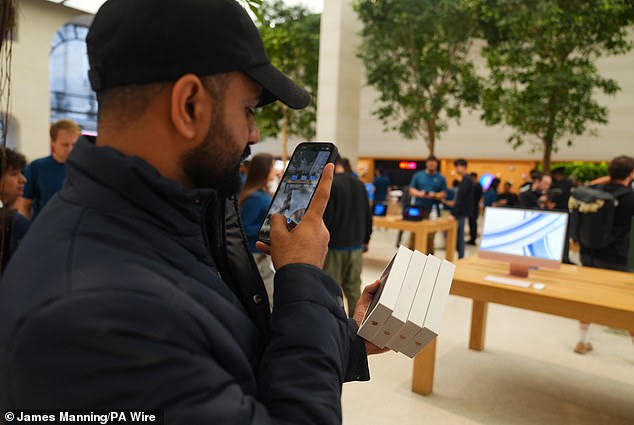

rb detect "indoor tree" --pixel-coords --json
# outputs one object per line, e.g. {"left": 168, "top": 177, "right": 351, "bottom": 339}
{"left": 354, "top": 0, "right": 481, "bottom": 156}
{"left": 256, "top": 0, "right": 320, "bottom": 162}
{"left": 477, "top": 0, "right": 634, "bottom": 172}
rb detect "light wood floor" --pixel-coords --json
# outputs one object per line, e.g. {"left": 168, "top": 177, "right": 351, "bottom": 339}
{"left": 343, "top": 228, "right": 634, "bottom": 425}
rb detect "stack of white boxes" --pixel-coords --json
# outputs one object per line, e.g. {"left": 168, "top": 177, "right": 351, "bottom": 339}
{"left": 357, "top": 245, "right": 456, "bottom": 358}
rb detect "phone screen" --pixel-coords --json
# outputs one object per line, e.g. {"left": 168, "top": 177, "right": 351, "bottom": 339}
{"left": 258, "top": 142, "right": 337, "bottom": 244}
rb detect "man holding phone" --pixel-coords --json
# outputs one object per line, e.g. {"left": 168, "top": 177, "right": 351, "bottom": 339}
{"left": 0, "top": 0, "right": 384, "bottom": 422}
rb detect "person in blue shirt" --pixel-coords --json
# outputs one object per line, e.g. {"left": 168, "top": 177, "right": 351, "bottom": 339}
{"left": 239, "top": 153, "right": 276, "bottom": 308}
{"left": 18, "top": 119, "right": 80, "bottom": 220}
{"left": 408, "top": 156, "right": 447, "bottom": 252}
{"left": 372, "top": 167, "right": 390, "bottom": 205}
{"left": 238, "top": 158, "right": 250, "bottom": 194}
{"left": 443, "top": 179, "right": 459, "bottom": 211}
{"left": 483, "top": 177, "right": 500, "bottom": 207}
{"left": 409, "top": 156, "right": 447, "bottom": 209}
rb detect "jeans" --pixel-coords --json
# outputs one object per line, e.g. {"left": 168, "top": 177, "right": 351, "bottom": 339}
{"left": 456, "top": 216, "right": 466, "bottom": 259}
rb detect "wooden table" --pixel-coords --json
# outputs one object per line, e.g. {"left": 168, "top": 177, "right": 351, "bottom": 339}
{"left": 372, "top": 215, "right": 457, "bottom": 262}
{"left": 411, "top": 256, "right": 634, "bottom": 395}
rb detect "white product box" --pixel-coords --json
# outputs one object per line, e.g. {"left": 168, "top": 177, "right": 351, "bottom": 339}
{"left": 377, "top": 250, "right": 428, "bottom": 350}
{"left": 357, "top": 246, "right": 413, "bottom": 341}
{"left": 386, "top": 253, "right": 439, "bottom": 352}
{"left": 400, "top": 260, "right": 456, "bottom": 358}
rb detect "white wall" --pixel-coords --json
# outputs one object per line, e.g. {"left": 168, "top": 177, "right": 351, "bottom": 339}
{"left": 9, "top": 0, "right": 81, "bottom": 161}
{"left": 354, "top": 28, "right": 634, "bottom": 162}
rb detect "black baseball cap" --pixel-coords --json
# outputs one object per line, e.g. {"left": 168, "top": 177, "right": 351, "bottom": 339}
{"left": 86, "top": 0, "right": 311, "bottom": 109}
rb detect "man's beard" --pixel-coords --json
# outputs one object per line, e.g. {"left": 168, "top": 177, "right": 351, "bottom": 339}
{"left": 181, "top": 115, "right": 251, "bottom": 198}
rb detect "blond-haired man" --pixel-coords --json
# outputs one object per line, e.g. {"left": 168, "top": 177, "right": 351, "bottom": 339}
{"left": 17, "top": 119, "right": 80, "bottom": 219}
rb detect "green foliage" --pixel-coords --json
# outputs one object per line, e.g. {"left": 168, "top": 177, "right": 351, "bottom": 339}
{"left": 354, "top": 0, "right": 481, "bottom": 155}
{"left": 256, "top": 0, "right": 320, "bottom": 142}
{"left": 539, "top": 161, "right": 609, "bottom": 183}
{"left": 238, "top": 0, "right": 264, "bottom": 22}
{"left": 477, "top": 0, "right": 634, "bottom": 171}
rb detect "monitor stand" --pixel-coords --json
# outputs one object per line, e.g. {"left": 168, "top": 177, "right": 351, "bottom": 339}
{"left": 509, "top": 262, "right": 530, "bottom": 278}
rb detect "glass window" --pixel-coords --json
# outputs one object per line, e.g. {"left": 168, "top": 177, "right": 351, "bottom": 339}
{"left": 50, "top": 23, "right": 97, "bottom": 133}
{"left": 0, "top": 117, "right": 14, "bottom": 149}
{"left": 0, "top": 118, "right": 6, "bottom": 146}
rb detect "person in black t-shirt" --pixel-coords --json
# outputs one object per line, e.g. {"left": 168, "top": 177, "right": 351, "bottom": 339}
{"left": 574, "top": 155, "right": 634, "bottom": 355}
{"left": 323, "top": 155, "right": 373, "bottom": 317}
{"left": 551, "top": 167, "right": 574, "bottom": 210}
{"left": 447, "top": 159, "right": 473, "bottom": 259}
{"left": 519, "top": 172, "right": 551, "bottom": 208}
{"left": 467, "top": 172, "right": 483, "bottom": 245}
{"left": 497, "top": 181, "right": 519, "bottom": 206}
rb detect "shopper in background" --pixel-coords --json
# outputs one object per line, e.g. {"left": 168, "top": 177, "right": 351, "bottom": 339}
{"left": 550, "top": 167, "right": 573, "bottom": 210}
{"left": 408, "top": 155, "right": 447, "bottom": 252}
{"left": 496, "top": 181, "right": 519, "bottom": 206}
{"left": 447, "top": 159, "right": 474, "bottom": 259}
{"left": 0, "top": 148, "right": 30, "bottom": 272}
{"left": 519, "top": 172, "right": 551, "bottom": 208}
{"left": 239, "top": 153, "right": 276, "bottom": 308}
{"left": 467, "top": 172, "right": 483, "bottom": 245}
{"left": 372, "top": 167, "right": 390, "bottom": 206}
{"left": 574, "top": 155, "right": 634, "bottom": 354}
{"left": 483, "top": 177, "right": 500, "bottom": 208}
{"left": 17, "top": 119, "right": 80, "bottom": 220}
{"left": 324, "top": 155, "right": 373, "bottom": 318}
{"left": 238, "top": 158, "right": 250, "bottom": 193}
{"left": 443, "top": 179, "right": 459, "bottom": 211}
{"left": 519, "top": 169, "right": 541, "bottom": 193}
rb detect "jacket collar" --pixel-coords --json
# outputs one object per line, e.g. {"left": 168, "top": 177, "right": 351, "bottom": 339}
{"left": 65, "top": 137, "right": 218, "bottom": 236}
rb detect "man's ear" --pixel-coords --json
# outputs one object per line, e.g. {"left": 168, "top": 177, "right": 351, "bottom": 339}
{"left": 170, "top": 74, "right": 212, "bottom": 141}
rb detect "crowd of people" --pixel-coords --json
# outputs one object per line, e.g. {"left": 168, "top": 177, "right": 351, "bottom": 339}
{"left": 0, "top": 118, "right": 80, "bottom": 270}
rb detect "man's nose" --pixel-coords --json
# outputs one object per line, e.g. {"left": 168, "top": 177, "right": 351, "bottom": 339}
{"left": 249, "top": 122, "right": 260, "bottom": 145}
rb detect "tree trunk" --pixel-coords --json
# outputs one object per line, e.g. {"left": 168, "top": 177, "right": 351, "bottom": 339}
{"left": 281, "top": 106, "right": 288, "bottom": 164}
{"left": 542, "top": 138, "right": 553, "bottom": 174}
{"left": 426, "top": 120, "right": 436, "bottom": 156}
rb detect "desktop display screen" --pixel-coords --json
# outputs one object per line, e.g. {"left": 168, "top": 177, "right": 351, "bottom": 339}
{"left": 373, "top": 203, "right": 387, "bottom": 216}
{"left": 480, "top": 207, "right": 568, "bottom": 262}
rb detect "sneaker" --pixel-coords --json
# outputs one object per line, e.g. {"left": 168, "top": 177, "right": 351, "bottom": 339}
{"left": 574, "top": 341, "right": 593, "bottom": 354}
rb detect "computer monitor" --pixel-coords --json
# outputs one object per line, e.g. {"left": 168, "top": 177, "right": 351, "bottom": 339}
{"left": 478, "top": 207, "right": 568, "bottom": 277}
{"left": 373, "top": 203, "right": 387, "bottom": 216}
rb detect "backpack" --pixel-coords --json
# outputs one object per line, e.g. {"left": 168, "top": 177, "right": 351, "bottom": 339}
{"left": 568, "top": 185, "right": 631, "bottom": 249}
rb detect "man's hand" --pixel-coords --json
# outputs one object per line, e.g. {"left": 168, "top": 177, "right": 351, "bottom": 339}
{"left": 256, "top": 164, "right": 334, "bottom": 270}
{"left": 447, "top": 214, "right": 456, "bottom": 221}
{"left": 353, "top": 280, "right": 390, "bottom": 356}
{"left": 409, "top": 187, "right": 426, "bottom": 199}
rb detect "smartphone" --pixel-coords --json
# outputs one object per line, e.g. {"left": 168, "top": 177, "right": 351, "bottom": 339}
{"left": 257, "top": 142, "right": 338, "bottom": 244}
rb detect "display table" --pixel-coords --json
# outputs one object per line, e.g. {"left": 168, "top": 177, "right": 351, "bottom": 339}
{"left": 411, "top": 256, "right": 634, "bottom": 395}
{"left": 372, "top": 215, "right": 457, "bottom": 262}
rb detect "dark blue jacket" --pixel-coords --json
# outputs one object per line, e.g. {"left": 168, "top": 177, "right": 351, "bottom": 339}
{"left": 0, "top": 139, "right": 369, "bottom": 424}
{"left": 452, "top": 174, "right": 474, "bottom": 218}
